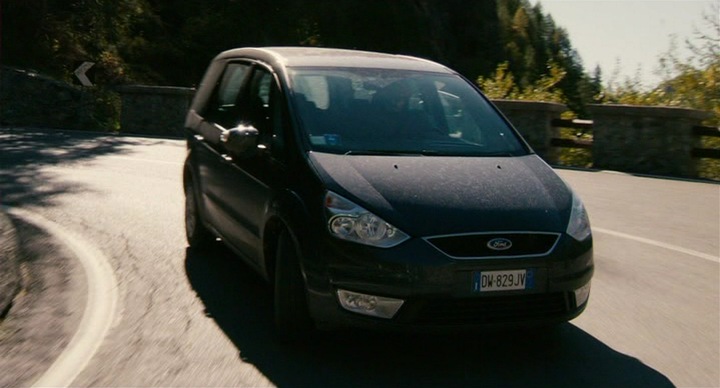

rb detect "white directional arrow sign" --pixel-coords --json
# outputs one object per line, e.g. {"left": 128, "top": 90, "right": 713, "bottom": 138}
{"left": 74, "top": 61, "right": 95, "bottom": 86}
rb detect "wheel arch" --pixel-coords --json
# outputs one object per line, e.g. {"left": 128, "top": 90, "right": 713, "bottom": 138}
{"left": 262, "top": 189, "right": 316, "bottom": 284}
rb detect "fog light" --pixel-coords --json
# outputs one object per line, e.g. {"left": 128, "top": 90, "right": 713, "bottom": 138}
{"left": 337, "top": 289, "right": 404, "bottom": 319}
{"left": 574, "top": 282, "right": 591, "bottom": 307}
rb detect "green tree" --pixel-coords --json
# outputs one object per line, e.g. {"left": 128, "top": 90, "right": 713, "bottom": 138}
{"left": 601, "top": 4, "right": 719, "bottom": 180}
{"left": 495, "top": 0, "right": 596, "bottom": 115}
{"left": 2, "top": 0, "right": 152, "bottom": 83}
{"left": 603, "top": 4, "right": 719, "bottom": 125}
{"left": 2, "top": 0, "right": 585, "bottom": 95}
{"left": 477, "top": 61, "right": 567, "bottom": 104}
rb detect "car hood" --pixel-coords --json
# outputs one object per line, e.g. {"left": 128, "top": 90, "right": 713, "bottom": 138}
{"left": 308, "top": 153, "right": 573, "bottom": 237}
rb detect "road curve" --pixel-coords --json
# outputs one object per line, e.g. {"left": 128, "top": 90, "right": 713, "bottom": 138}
{"left": 0, "top": 128, "right": 717, "bottom": 387}
{"left": 3, "top": 206, "right": 119, "bottom": 387}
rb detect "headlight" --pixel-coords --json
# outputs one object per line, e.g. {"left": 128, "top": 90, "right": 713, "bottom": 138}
{"left": 567, "top": 192, "right": 591, "bottom": 241}
{"left": 324, "top": 191, "right": 409, "bottom": 248}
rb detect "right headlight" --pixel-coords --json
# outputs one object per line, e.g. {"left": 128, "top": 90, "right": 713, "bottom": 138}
{"left": 567, "top": 192, "right": 592, "bottom": 241}
{"left": 324, "top": 191, "right": 409, "bottom": 248}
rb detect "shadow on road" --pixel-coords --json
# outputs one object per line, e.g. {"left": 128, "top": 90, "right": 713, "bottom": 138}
{"left": 185, "top": 245, "right": 674, "bottom": 388}
{"left": 0, "top": 128, "right": 171, "bottom": 207}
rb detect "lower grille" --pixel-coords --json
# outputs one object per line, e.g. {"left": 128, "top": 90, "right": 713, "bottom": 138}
{"left": 405, "top": 292, "right": 570, "bottom": 325}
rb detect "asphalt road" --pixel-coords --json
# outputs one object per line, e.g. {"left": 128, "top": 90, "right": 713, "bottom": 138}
{"left": 0, "top": 128, "right": 718, "bottom": 387}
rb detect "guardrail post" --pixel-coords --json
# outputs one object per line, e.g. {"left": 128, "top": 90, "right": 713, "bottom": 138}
{"left": 588, "top": 104, "right": 712, "bottom": 178}
{"left": 491, "top": 100, "right": 567, "bottom": 163}
{"left": 118, "top": 85, "right": 195, "bottom": 137}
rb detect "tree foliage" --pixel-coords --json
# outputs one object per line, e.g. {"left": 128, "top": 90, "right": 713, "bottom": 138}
{"left": 602, "top": 4, "right": 719, "bottom": 125}
{"left": 494, "top": 0, "right": 600, "bottom": 115}
{"left": 5, "top": 0, "right": 673, "bottom": 120}
{"left": 2, "top": 0, "right": 504, "bottom": 85}
{"left": 2, "top": 1, "right": 582, "bottom": 85}
{"left": 477, "top": 61, "right": 567, "bottom": 104}
{"left": 1, "top": 0, "right": 151, "bottom": 83}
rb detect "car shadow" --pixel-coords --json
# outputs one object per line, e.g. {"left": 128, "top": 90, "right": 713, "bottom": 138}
{"left": 185, "top": 245, "right": 674, "bottom": 388}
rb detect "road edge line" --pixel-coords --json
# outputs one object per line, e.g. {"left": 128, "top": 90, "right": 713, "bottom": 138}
{"left": 3, "top": 207, "right": 120, "bottom": 387}
{"left": 594, "top": 227, "right": 720, "bottom": 263}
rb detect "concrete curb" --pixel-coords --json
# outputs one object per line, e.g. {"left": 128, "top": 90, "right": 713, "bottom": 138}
{"left": 0, "top": 209, "right": 21, "bottom": 317}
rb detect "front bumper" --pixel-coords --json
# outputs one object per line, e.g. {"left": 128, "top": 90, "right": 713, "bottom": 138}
{"left": 302, "top": 233, "right": 594, "bottom": 331}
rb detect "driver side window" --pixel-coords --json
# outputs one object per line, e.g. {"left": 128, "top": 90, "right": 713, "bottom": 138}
{"left": 242, "top": 68, "right": 286, "bottom": 161}
{"left": 206, "top": 62, "right": 251, "bottom": 129}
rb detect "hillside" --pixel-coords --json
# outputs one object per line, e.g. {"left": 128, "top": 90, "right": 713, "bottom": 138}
{"left": 1, "top": 0, "right": 598, "bottom": 112}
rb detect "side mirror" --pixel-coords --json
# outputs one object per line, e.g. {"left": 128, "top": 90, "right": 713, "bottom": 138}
{"left": 221, "top": 124, "right": 259, "bottom": 158}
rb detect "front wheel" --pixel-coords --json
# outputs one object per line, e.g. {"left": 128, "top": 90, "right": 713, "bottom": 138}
{"left": 274, "top": 230, "right": 315, "bottom": 343}
{"left": 184, "top": 176, "right": 215, "bottom": 248}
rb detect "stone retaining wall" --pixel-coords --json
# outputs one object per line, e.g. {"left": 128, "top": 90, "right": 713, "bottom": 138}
{"left": 0, "top": 68, "right": 94, "bottom": 130}
{"left": 589, "top": 104, "right": 712, "bottom": 177}
{"left": 492, "top": 99, "right": 566, "bottom": 163}
{"left": 2, "top": 69, "right": 716, "bottom": 178}
{"left": 118, "top": 85, "right": 195, "bottom": 137}
{"left": 490, "top": 99, "right": 714, "bottom": 179}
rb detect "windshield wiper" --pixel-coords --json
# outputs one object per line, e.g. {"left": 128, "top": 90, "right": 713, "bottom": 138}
{"left": 344, "top": 149, "right": 427, "bottom": 156}
{"left": 342, "top": 149, "right": 517, "bottom": 157}
{"left": 476, "top": 151, "right": 516, "bottom": 157}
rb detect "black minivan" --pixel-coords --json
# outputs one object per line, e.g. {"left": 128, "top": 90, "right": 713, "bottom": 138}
{"left": 183, "top": 47, "right": 593, "bottom": 340}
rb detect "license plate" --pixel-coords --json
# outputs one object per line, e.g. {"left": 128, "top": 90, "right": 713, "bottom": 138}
{"left": 472, "top": 269, "right": 534, "bottom": 292}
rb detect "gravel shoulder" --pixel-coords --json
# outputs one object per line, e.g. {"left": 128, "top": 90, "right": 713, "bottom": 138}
{"left": 0, "top": 210, "right": 21, "bottom": 318}
{"left": 0, "top": 213, "right": 86, "bottom": 387}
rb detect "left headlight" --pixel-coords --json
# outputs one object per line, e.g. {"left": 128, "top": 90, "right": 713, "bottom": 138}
{"left": 324, "top": 191, "right": 410, "bottom": 248}
{"left": 567, "top": 192, "right": 592, "bottom": 241}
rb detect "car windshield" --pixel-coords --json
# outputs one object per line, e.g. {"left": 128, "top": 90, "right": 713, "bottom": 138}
{"left": 287, "top": 67, "right": 528, "bottom": 156}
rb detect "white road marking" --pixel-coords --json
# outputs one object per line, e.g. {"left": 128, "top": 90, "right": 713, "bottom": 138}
{"left": 103, "top": 155, "right": 183, "bottom": 166}
{"left": 3, "top": 207, "right": 120, "bottom": 387}
{"left": 594, "top": 227, "right": 720, "bottom": 263}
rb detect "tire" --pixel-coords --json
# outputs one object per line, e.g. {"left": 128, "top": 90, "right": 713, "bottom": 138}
{"left": 184, "top": 176, "right": 215, "bottom": 248}
{"left": 274, "top": 229, "right": 315, "bottom": 343}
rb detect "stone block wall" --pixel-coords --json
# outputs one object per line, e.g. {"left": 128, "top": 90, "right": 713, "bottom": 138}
{"left": 589, "top": 104, "right": 712, "bottom": 177}
{"left": 0, "top": 67, "right": 94, "bottom": 129}
{"left": 119, "top": 85, "right": 195, "bottom": 137}
{"left": 2, "top": 69, "right": 715, "bottom": 179}
{"left": 491, "top": 99, "right": 566, "bottom": 163}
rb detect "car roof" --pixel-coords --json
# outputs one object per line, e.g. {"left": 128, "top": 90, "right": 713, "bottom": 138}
{"left": 214, "top": 47, "right": 454, "bottom": 74}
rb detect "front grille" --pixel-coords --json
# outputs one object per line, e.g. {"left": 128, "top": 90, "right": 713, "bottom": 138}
{"left": 426, "top": 232, "right": 560, "bottom": 258}
{"left": 405, "top": 292, "right": 569, "bottom": 325}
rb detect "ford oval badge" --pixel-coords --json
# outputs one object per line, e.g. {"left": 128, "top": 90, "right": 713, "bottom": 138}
{"left": 487, "top": 238, "right": 513, "bottom": 251}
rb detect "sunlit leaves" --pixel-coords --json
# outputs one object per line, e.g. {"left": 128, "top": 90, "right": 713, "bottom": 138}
{"left": 477, "top": 61, "right": 567, "bottom": 104}
{"left": 603, "top": 3, "right": 719, "bottom": 126}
